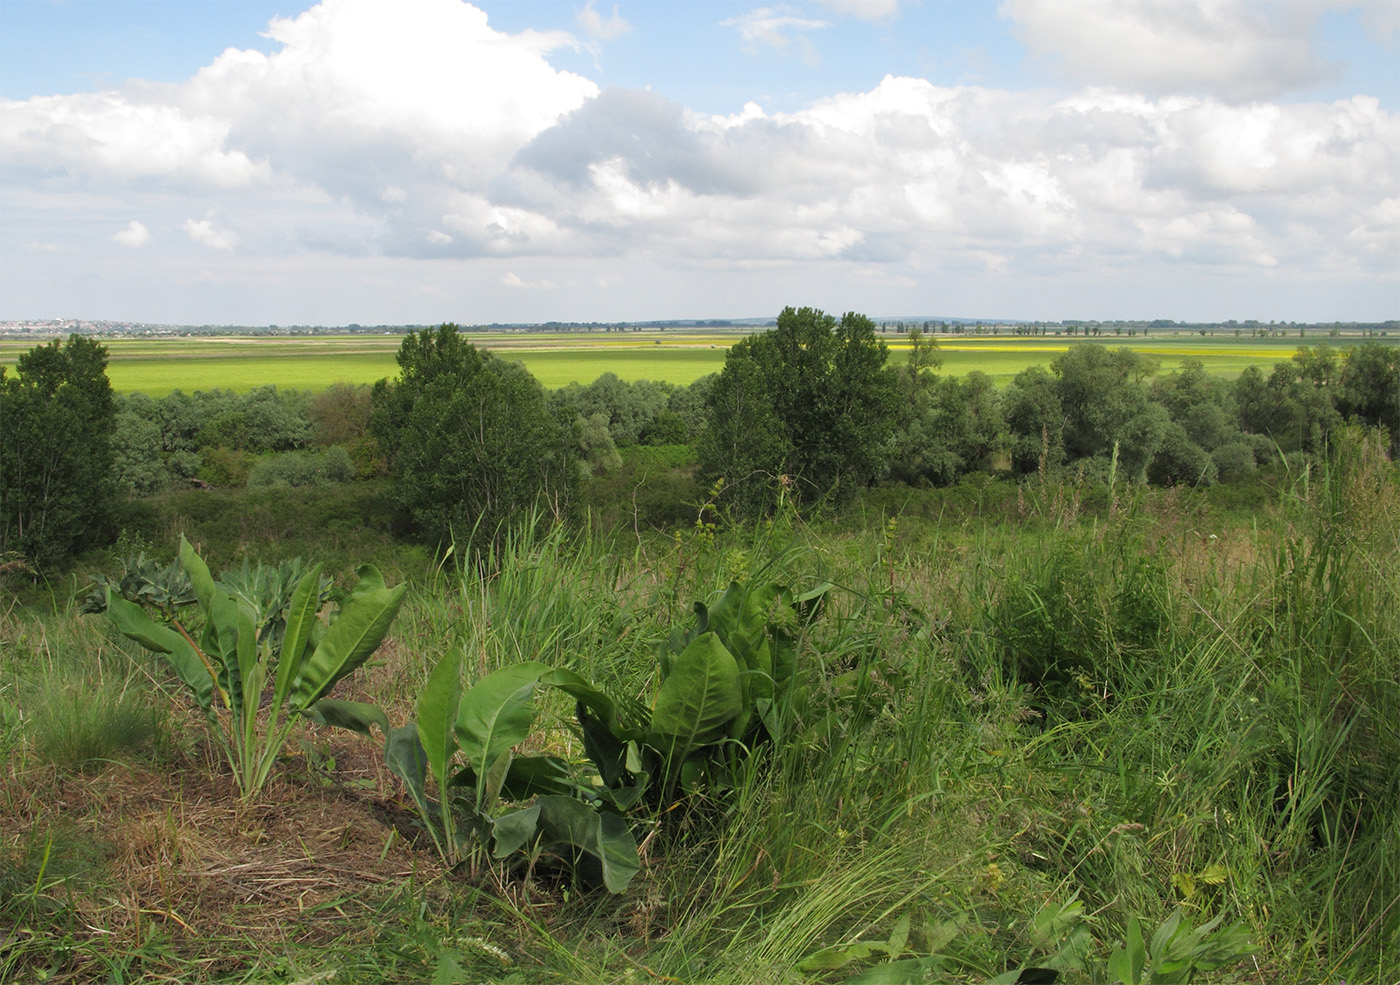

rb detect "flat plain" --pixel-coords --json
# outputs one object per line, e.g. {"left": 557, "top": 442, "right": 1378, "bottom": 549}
{"left": 0, "top": 330, "right": 1364, "bottom": 394}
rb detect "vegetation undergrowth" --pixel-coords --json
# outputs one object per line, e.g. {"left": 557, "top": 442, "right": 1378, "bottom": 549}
{"left": 1, "top": 429, "right": 1395, "bottom": 982}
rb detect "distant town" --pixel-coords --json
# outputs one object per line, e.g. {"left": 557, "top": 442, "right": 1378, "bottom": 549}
{"left": 1, "top": 316, "right": 1396, "bottom": 341}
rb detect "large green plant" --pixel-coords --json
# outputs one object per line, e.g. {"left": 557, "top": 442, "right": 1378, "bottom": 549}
{"left": 99, "top": 537, "right": 405, "bottom": 801}
{"left": 376, "top": 577, "right": 827, "bottom": 894}
{"left": 383, "top": 653, "right": 640, "bottom": 893}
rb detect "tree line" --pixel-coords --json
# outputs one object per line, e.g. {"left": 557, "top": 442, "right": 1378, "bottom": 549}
{"left": 3, "top": 311, "right": 1398, "bottom": 568}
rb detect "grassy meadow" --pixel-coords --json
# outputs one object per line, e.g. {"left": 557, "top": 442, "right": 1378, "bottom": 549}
{"left": 0, "top": 331, "right": 1325, "bottom": 395}
{"left": 2, "top": 437, "right": 1398, "bottom": 983}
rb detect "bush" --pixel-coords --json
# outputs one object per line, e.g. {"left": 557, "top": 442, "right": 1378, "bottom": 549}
{"left": 198, "top": 446, "right": 256, "bottom": 487}
{"left": 247, "top": 446, "right": 355, "bottom": 488}
{"left": 27, "top": 683, "right": 164, "bottom": 771}
{"left": 1211, "top": 441, "right": 1258, "bottom": 483}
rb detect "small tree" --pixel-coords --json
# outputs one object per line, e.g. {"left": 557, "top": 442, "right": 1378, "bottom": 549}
{"left": 699, "top": 307, "right": 899, "bottom": 514}
{"left": 370, "top": 325, "right": 576, "bottom": 549}
{"left": 0, "top": 335, "right": 116, "bottom": 568}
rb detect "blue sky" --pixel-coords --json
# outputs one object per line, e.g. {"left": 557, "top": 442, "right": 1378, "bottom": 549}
{"left": 1, "top": 0, "right": 1397, "bottom": 325}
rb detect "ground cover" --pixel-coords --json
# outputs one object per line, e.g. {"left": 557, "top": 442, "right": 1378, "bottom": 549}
{"left": 2, "top": 440, "right": 1396, "bottom": 983}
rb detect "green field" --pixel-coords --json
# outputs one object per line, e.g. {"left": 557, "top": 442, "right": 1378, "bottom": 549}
{"left": 0, "top": 331, "right": 1371, "bottom": 394}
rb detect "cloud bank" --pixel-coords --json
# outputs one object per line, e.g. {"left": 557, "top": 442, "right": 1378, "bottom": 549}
{"left": 1, "top": 0, "right": 1395, "bottom": 322}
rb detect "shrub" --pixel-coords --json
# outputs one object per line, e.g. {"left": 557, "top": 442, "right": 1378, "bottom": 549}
{"left": 247, "top": 446, "right": 355, "bottom": 488}
{"left": 371, "top": 325, "right": 577, "bottom": 549}
{"left": 1210, "top": 441, "right": 1258, "bottom": 483}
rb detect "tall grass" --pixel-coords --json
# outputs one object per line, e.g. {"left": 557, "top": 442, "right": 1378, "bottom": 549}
{"left": 1, "top": 431, "right": 1394, "bottom": 982}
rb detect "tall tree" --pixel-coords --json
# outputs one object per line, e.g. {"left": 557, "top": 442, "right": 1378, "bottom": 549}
{"left": 0, "top": 335, "right": 117, "bottom": 568}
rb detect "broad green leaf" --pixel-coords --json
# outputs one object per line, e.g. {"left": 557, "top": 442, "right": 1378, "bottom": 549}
{"left": 178, "top": 536, "right": 219, "bottom": 613}
{"left": 491, "top": 802, "right": 541, "bottom": 857}
{"left": 235, "top": 602, "right": 258, "bottom": 708}
{"left": 384, "top": 724, "right": 435, "bottom": 845}
{"left": 649, "top": 632, "right": 744, "bottom": 761}
{"left": 291, "top": 565, "right": 406, "bottom": 708}
{"left": 530, "top": 796, "right": 640, "bottom": 894}
{"left": 431, "top": 953, "right": 470, "bottom": 985}
{"left": 837, "top": 956, "right": 946, "bottom": 984}
{"left": 540, "top": 668, "right": 620, "bottom": 732}
{"left": 273, "top": 565, "right": 324, "bottom": 708}
{"left": 792, "top": 581, "right": 833, "bottom": 622}
{"left": 452, "top": 755, "right": 574, "bottom": 801}
{"left": 301, "top": 699, "right": 389, "bottom": 738}
{"left": 887, "top": 911, "right": 911, "bottom": 955}
{"left": 577, "top": 701, "right": 627, "bottom": 788}
{"left": 454, "top": 662, "right": 550, "bottom": 784}
{"left": 797, "top": 941, "right": 886, "bottom": 972}
{"left": 417, "top": 649, "right": 463, "bottom": 799}
{"left": 105, "top": 589, "right": 215, "bottom": 710}
{"left": 1149, "top": 909, "right": 1183, "bottom": 960}
{"left": 1107, "top": 916, "right": 1145, "bottom": 985}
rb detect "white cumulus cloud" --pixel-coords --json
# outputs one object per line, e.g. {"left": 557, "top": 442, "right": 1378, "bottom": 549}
{"left": 113, "top": 220, "right": 152, "bottom": 248}
{"left": 183, "top": 218, "right": 238, "bottom": 250}
{"left": 1001, "top": 0, "right": 1339, "bottom": 103}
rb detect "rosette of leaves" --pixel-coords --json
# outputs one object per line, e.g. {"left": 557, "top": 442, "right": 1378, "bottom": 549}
{"left": 98, "top": 536, "right": 404, "bottom": 801}
{"left": 577, "top": 578, "right": 831, "bottom": 807}
{"left": 382, "top": 652, "right": 641, "bottom": 893}
{"left": 81, "top": 553, "right": 197, "bottom": 618}
{"left": 379, "top": 578, "right": 828, "bottom": 893}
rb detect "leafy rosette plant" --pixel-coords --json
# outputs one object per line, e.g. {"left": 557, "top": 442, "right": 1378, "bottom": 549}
{"left": 383, "top": 651, "right": 641, "bottom": 893}
{"left": 100, "top": 536, "right": 405, "bottom": 801}
{"left": 380, "top": 578, "right": 828, "bottom": 893}
{"left": 584, "top": 578, "right": 831, "bottom": 803}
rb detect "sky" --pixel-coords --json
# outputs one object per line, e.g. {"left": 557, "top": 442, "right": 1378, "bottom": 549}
{"left": 1, "top": 0, "right": 1397, "bottom": 326}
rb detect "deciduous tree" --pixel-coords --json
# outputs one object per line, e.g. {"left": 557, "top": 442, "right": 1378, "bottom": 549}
{"left": 0, "top": 335, "right": 116, "bottom": 568}
{"left": 699, "top": 307, "right": 899, "bottom": 514}
{"left": 370, "top": 325, "right": 576, "bottom": 549}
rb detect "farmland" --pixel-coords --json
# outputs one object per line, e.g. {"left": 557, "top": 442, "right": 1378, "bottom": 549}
{"left": 0, "top": 330, "right": 1340, "bottom": 394}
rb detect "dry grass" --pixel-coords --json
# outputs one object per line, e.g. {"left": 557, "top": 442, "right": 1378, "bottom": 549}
{"left": 1, "top": 714, "right": 448, "bottom": 980}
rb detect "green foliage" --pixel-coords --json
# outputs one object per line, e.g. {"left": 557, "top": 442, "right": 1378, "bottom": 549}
{"left": 700, "top": 307, "right": 900, "bottom": 515}
{"left": 1105, "top": 911, "right": 1256, "bottom": 984}
{"left": 0, "top": 335, "right": 117, "bottom": 568}
{"left": 368, "top": 574, "right": 829, "bottom": 894}
{"left": 309, "top": 382, "right": 385, "bottom": 478}
{"left": 891, "top": 371, "right": 1007, "bottom": 486}
{"left": 371, "top": 325, "right": 578, "bottom": 549}
{"left": 1003, "top": 365, "right": 1066, "bottom": 476}
{"left": 1337, "top": 341, "right": 1400, "bottom": 455}
{"left": 550, "top": 372, "right": 672, "bottom": 447}
{"left": 96, "top": 537, "right": 405, "bottom": 800}
{"left": 379, "top": 654, "right": 641, "bottom": 893}
{"left": 79, "top": 551, "right": 195, "bottom": 618}
{"left": 246, "top": 445, "right": 355, "bottom": 488}
{"left": 197, "top": 444, "right": 256, "bottom": 487}
{"left": 195, "top": 385, "right": 313, "bottom": 453}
